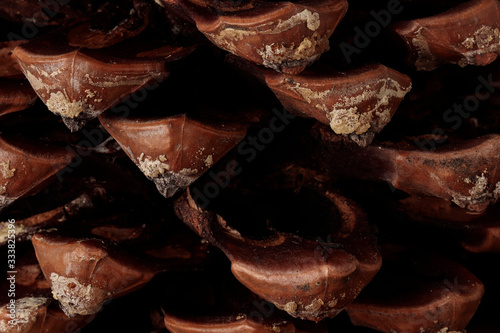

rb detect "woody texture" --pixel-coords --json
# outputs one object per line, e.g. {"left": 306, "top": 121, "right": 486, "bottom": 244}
{"left": 0, "top": 0, "right": 499, "bottom": 332}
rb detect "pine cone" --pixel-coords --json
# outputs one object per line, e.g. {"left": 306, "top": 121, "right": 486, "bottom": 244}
{"left": 1, "top": 0, "right": 499, "bottom": 332}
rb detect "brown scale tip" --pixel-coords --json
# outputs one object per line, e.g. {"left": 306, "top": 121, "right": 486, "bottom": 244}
{"left": 314, "top": 125, "right": 500, "bottom": 214}
{"left": 12, "top": 33, "right": 190, "bottom": 131}
{"left": 0, "top": 297, "right": 94, "bottom": 333}
{"left": 99, "top": 112, "right": 247, "bottom": 198}
{"left": 174, "top": 187, "right": 381, "bottom": 321}
{"left": 346, "top": 244, "right": 485, "bottom": 333}
{"left": 0, "top": 133, "right": 75, "bottom": 212}
{"left": 163, "top": 0, "right": 348, "bottom": 73}
{"left": 247, "top": 61, "right": 411, "bottom": 147}
{"left": 162, "top": 313, "right": 299, "bottom": 333}
{"left": 31, "top": 232, "right": 157, "bottom": 317}
{"left": 393, "top": 0, "right": 500, "bottom": 71}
